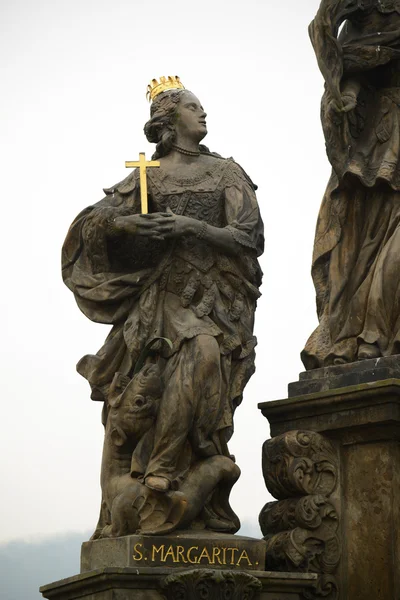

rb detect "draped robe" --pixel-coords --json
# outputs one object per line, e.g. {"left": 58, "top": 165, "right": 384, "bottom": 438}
{"left": 62, "top": 156, "right": 263, "bottom": 487}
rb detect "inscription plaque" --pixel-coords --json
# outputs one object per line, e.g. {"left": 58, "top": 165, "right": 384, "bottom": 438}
{"left": 81, "top": 533, "right": 267, "bottom": 572}
{"left": 132, "top": 539, "right": 258, "bottom": 568}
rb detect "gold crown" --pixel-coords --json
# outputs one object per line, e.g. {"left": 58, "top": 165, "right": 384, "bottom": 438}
{"left": 146, "top": 76, "right": 185, "bottom": 102}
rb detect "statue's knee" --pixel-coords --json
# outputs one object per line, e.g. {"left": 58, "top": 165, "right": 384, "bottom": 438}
{"left": 195, "top": 335, "right": 220, "bottom": 365}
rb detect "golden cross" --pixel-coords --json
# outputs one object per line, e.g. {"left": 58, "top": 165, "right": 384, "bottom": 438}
{"left": 125, "top": 152, "right": 160, "bottom": 214}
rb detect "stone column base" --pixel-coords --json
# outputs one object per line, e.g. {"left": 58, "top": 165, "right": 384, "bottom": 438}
{"left": 259, "top": 375, "right": 400, "bottom": 600}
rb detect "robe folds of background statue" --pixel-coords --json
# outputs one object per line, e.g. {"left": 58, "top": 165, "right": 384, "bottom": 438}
{"left": 62, "top": 156, "right": 263, "bottom": 501}
{"left": 302, "top": 0, "right": 400, "bottom": 368}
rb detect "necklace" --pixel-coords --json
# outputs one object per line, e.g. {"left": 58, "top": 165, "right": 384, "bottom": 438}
{"left": 172, "top": 144, "right": 200, "bottom": 157}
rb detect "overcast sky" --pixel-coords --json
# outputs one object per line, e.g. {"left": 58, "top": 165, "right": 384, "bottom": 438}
{"left": 0, "top": 0, "right": 330, "bottom": 546}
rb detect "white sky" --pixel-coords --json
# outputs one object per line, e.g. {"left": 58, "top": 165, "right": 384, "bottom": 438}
{"left": 0, "top": 0, "right": 330, "bottom": 543}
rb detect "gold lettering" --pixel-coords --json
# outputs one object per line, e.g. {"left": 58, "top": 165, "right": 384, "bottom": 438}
{"left": 227, "top": 547, "right": 239, "bottom": 564}
{"left": 163, "top": 545, "right": 178, "bottom": 563}
{"left": 221, "top": 547, "right": 227, "bottom": 565}
{"left": 236, "top": 549, "right": 252, "bottom": 567}
{"left": 198, "top": 546, "right": 213, "bottom": 564}
{"left": 187, "top": 546, "right": 199, "bottom": 564}
{"left": 212, "top": 546, "right": 223, "bottom": 565}
{"left": 176, "top": 545, "right": 188, "bottom": 564}
{"left": 132, "top": 542, "right": 144, "bottom": 561}
{"left": 152, "top": 544, "right": 165, "bottom": 562}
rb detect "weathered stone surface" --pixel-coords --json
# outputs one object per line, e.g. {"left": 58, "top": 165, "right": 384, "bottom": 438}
{"left": 259, "top": 377, "right": 400, "bottom": 600}
{"left": 81, "top": 531, "right": 266, "bottom": 572}
{"left": 344, "top": 441, "right": 399, "bottom": 599}
{"left": 40, "top": 567, "right": 318, "bottom": 600}
{"left": 289, "top": 356, "right": 400, "bottom": 397}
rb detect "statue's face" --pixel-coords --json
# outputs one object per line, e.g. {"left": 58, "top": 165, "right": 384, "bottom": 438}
{"left": 175, "top": 91, "right": 207, "bottom": 143}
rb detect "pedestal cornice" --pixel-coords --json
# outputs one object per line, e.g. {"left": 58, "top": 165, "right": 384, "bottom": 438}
{"left": 259, "top": 379, "right": 400, "bottom": 439}
{"left": 40, "top": 567, "right": 318, "bottom": 600}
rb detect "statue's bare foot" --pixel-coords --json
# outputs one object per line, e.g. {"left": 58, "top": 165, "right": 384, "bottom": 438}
{"left": 358, "top": 343, "right": 381, "bottom": 360}
{"left": 145, "top": 475, "right": 170, "bottom": 492}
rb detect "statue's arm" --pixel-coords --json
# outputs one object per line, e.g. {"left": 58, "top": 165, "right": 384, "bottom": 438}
{"left": 309, "top": 0, "right": 369, "bottom": 110}
{"left": 222, "top": 162, "right": 264, "bottom": 258}
{"left": 122, "top": 210, "right": 245, "bottom": 254}
{"left": 114, "top": 163, "right": 263, "bottom": 257}
{"left": 163, "top": 161, "right": 264, "bottom": 256}
{"left": 309, "top": 0, "right": 348, "bottom": 106}
{"left": 191, "top": 219, "right": 244, "bottom": 255}
{"left": 142, "top": 161, "right": 264, "bottom": 257}
{"left": 78, "top": 196, "right": 139, "bottom": 274}
{"left": 62, "top": 172, "right": 141, "bottom": 287}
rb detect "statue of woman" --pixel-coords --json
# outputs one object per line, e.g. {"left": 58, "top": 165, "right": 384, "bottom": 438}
{"left": 302, "top": 0, "right": 400, "bottom": 368}
{"left": 62, "top": 78, "right": 264, "bottom": 536}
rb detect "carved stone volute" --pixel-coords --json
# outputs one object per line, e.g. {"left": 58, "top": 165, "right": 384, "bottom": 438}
{"left": 259, "top": 430, "right": 340, "bottom": 599}
{"left": 262, "top": 430, "right": 337, "bottom": 500}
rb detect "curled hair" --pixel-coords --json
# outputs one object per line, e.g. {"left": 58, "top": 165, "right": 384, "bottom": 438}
{"left": 144, "top": 89, "right": 184, "bottom": 159}
{"left": 144, "top": 89, "right": 211, "bottom": 159}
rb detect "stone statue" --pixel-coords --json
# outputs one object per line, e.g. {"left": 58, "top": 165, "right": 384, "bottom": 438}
{"left": 62, "top": 77, "right": 264, "bottom": 538}
{"left": 302, "top": 0, "right": 400, "bottom": 369}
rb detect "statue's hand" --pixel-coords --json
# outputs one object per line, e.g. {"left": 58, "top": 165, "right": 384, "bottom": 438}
{"left": 161, "top": 207, "right": 200, "bottom": 239}
{"left": 114, "top": 211, "right": 199, "bottom": 241}
{"left": 328, "top": 92, "right": 357, "bottom": 115}
{"left": 113, "top": 213, "right": 173, "bottom": 240}
{"left": 341, "top": 92, "right": 357, "bottom": 113}
{"left": 136, "top": 208, "right": 198, "bottom": 240}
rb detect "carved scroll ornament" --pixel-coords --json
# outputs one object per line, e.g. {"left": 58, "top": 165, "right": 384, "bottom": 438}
{"left": 260, "top": 430, "right": 340, "bottom": 600}
{"left": 262, "top": 430, "right": 337, "bottom": 500}
{"left": 161, "top": 569, "right": 262, "bottom": 600}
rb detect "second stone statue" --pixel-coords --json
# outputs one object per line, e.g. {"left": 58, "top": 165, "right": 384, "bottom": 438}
{"left": 303, "top": 0, "right": 400, "bottom": 368}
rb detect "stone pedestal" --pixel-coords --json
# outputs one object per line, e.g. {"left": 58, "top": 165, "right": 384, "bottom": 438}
{"left": 40, "top": 567, "right": 317, "bottom": 600}
{"left": 80, "top": 531, "right": 267, "bottom": 572}
{"left": 259, "top": 358, "right": 400, "bottom": 600}
{"left": 40, "top": 532, "right": 317, "bottom": 599}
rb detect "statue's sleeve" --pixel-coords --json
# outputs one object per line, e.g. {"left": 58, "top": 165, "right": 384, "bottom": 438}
{"left": 223, "top": 161, "right": 264, "bottom": 258}
{"left": 61, "top": 173, "right": 149, "bottom": 325}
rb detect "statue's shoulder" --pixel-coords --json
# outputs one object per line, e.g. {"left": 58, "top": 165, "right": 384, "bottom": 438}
{"left": 219, "top": 156, "right": 258, "bottom": 191}
{"left": 103, "top": 169, "right": 139, "bottom": 197}
{"left": 199, "top": 151, "right": 230, "bottom": 175}
{"left": 197, "top": 152, "right": 257, "bottom": 191}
